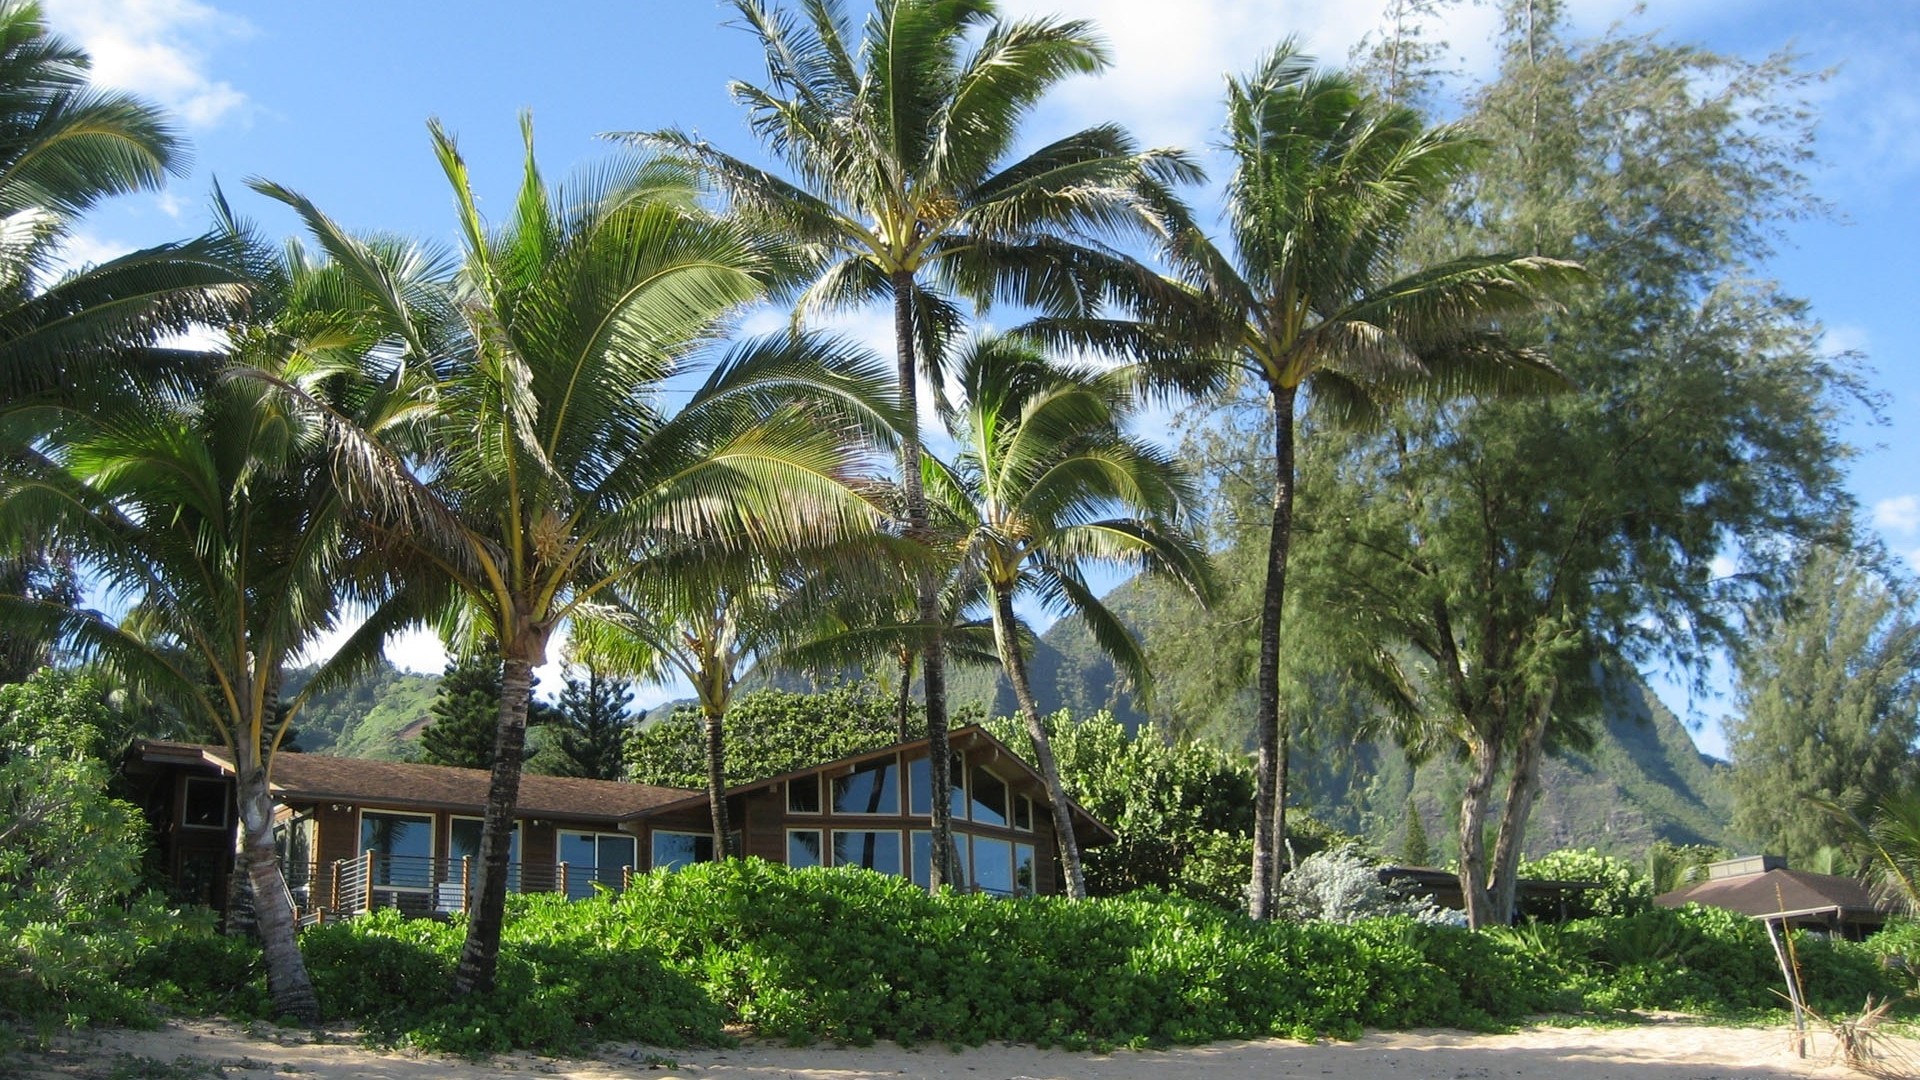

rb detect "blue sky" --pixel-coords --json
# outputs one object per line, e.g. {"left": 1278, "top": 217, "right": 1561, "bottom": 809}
{"left": 38, "top": 0, "right": 1920, "bottom": 756}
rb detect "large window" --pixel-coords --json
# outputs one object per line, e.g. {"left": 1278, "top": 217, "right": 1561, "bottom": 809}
{"left": 969, "top": 767, "right": 1009, "bottom": 827}
{"left": 788, "top": 828, "right": 823, "bottom": 868}
{"left": 788, "top": 775, "right": 821, "bottom": 814}
{"left": 831, "top": 830, "right": 902, "bottom": 875}
{"left": 907, "top": 754, "right": 968, "bottom": 818}
{"left": 449, "top": 817, "right": 521, "bottom": 892}
{"left": 651, "top": 830, "right": 714, "bottom": 871}
{"left": 910, "top": 830, "right": 969, "bottom": 888}
{"left": 182, "top": 777, "right": 229, "bottom": 830}
{"left": 832, "top": 757, "right": 899, "bottom": 815}
{"left": 361, "top": 811, "right": 433, "bottom": 889}
{"left": 973, "top": 836, "right": 1014, "bottom": 895}
{"left": 557, "top": 831, "right": 636, "bottom": 899}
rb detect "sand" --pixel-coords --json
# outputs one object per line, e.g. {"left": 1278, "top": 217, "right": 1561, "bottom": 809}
{"left": 8, "top": 1015, "right": 1918, "bottom": 1080}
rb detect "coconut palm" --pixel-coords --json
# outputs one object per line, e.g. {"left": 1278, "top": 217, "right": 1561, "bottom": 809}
{"left": 0, "top": 0, "right": 249, "bottom": 412}
{"left": 251, "top": 121, "right": 899, "bottom": 996}
{"left": 0, "top": 209, "right": 428, "bottom": 1020}
{"left": 924, "top": 334, "right": 1209, "bottom": 898}
{"left": 638, "top": 0, "right": 1197, "bottom": 884}
{"left": 1038, "top": 44, "right": 1581, "bottom": 918}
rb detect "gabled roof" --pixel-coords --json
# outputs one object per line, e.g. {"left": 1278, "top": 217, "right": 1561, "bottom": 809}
{"left": 132, "top": 740, "right": 696, "bottom": 824}
{"left": 1654, "top": 867, "right": 1898, "bottom": 923}
{"left": 627, "top": 724, "right": 1119, "bottom": 846}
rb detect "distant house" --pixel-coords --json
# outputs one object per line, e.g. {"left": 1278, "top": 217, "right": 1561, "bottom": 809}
{"left": 1654, "top": 855, "right": 1899, "bottom": 939}
{"left": 126, "top": 724, "right": 1113, "bottom": 921}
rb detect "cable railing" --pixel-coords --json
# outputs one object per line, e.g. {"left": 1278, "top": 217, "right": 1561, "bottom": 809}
{"left": 295, "top": 853, "right": 636, "bottom": 923}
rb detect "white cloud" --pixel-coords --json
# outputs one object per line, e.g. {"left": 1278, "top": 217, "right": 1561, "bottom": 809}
{"left": 41, "top": 0, "right": 253, "bottom": 129}
{"left": 1873, "top": 494, "right": 1920, "bottom": 535}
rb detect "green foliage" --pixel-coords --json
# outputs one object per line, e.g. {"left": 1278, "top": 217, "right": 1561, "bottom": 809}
{"left": 0, "top": 669, "right": 206, "bottom": 1028}
{"left": 626, "top": 682, "right": 903, "bottom": 789}
{"left": 1399, "top": 799, "right": 1433, "bottom": 866}
{"left": 1517, "top": 849, "right": 1652, "bottom": 920}
{"left": 1865, "top": 919, "right": 1920, "bottom": 996}
{"left": 419, "top": 648, "right": 551, "bottom": 770}
{"left": 1728, "top": 549, "right": 1920, "bottom": 866}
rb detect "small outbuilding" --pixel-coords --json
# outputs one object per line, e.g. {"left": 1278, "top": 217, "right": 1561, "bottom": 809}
{"left": 1653, "top": 855, "right": 1899, "bottom": 940}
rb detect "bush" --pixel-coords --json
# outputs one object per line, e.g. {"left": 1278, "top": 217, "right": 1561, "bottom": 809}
{"left": 1517, "top": 848, "right": 1652, "bottom": 920}
{"left": 1273, "top": 845, "right": 1453, "bottom": 925}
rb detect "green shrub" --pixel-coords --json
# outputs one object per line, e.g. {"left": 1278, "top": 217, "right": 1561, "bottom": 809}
{"left": 1517, "top": 848, "right": 1652, "bottom": 919}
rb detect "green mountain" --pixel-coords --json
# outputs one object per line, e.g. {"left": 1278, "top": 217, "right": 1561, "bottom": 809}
{"left": 284, "top": 662, "right": 440, "bottom": 760}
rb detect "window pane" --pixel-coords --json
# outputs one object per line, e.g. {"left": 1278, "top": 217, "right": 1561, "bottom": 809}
{"left": 970, "top": 768, "right": 1008, "bottom": 827}
{"left": 596, "top": 835, "right": 637, "bottom": 888}
{"left": 908, "top": 757, "right": 930, "bottom": 816}
{"left": 788, "top": 776, "right": 821, "bottom": 814}
{"left": 362, "top": 812, "right": 432, "bottom": 888}
{"left": 974, "top": 836, "right": 1013, "bottom": 896}
{"left": 183, "top": 778, "right": 228, "bottom": 828}
{"left": 953, "top": 832, "right": 970, "bottom": 889}
{"left": 831, "top": 758, "right": 900, "bottom": 814}
{"left": 1013, "top": 796, "right": 1033, "bottom": 832}
{"left": 651, "top": 831, "right": 713, "bottom": 871}
{"left": 449, "top": 820, "right": 520, "bottom": 892}
{"left": 1015, "top": 843, "right": 1036, "bottom": 896}
{"left": 788, "top": 830, "right": 822, "bottom": 868}
{"left": 831, "top": 830, "right": 902, "bottom": 876}
{"left": 910, "top": 830, "right": 932, "bottom": 887}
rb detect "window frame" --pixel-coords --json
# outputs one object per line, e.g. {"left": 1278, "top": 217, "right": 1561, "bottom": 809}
{"left": 181, "top": 776, "right": 230, "bottom": 831}
{"left": 357, "top": 809, "right": 436, "bottom": 891}
{"left": 787, "top": 827, "right": 824, "bottom": 868}
{"left": 556, "top": 829, "right": 637, "bottom": 899}
{"left": 649, "top": 828, "right": 715, "bottom": 872}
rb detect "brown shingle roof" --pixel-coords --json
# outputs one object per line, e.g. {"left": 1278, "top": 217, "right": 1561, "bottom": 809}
{"left": 134, "top": 741, "right": 695, "bottom": 824}
{"left": 1654, "top": 867, "right": 1898, "bottom": 922}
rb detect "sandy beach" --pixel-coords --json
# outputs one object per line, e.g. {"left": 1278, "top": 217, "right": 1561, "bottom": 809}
{"left": 9, "top": 1016, "right": 1918, "bottom": 1080}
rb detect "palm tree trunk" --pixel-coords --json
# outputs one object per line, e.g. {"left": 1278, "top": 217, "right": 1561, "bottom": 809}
{"left": 893, "top": 267, "right": 954, "bottom": 889}
{"left": 895, "top": 648, "right": 915, "bottom": 743}
{"left": 704, "top": 707, "right": 733, "bottom": 858}
{"left": 1457, "top": 729, "right": 1502, "bottom": 928}
{"left": 234, "top": 754, "right": 318, "bottom": 1022}
{"left": 453, "top": 640, "right": 540, "bottom": 997}
{"left": 1248, "top": 381, "right": 1299, "bottom": 920}
{"left": 989, "top": 586, "right": 1086, "bottom": 900}
{"left": 1490, "top": 683, "right": 1555, "bottom": 921}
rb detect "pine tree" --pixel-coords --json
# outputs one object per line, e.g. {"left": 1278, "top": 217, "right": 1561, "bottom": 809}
{"left": 420, "top": 648, "right": 552, "bottom": 770}
{"left": 1400, "top": 799, "right": 1434, "bottom": 867}
{"left": 539, "top": 666, "right": 635, "bottom": 780}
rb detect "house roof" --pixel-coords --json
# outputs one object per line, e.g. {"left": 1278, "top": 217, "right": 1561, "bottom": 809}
{"left": 626, "top": 724, "right": 1119, "bottom": 846}
{"left": 1654, "top": 867, "right": 1898, "bottom": 923}
{"left": 133, "top": 740, "right": 696, "bottom": 824}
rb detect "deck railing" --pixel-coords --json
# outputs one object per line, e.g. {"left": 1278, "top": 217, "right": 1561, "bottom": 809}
{"left": 292, "top": 854, "right": 635, "bottom": 923}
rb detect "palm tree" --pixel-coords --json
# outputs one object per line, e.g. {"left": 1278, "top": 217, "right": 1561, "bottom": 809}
{"left": 252, "top": 120, "right": 898, "bottom": 996}
{"left": 1041, "top": 44, "right": 1581, "bottom": 919}
{"left": 0, "top": 211, "right": 423, "bottom": 1020}
{"left": 0, "top": 0, "right": 248, "bottom": 411}
{"left": 638, "top": 0, "right": 1196, "bottom": 884}
{"left": 925, "top": 334, "right": 1209, "bottom": 898}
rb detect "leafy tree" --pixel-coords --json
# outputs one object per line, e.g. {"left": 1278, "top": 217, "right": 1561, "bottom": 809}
{"left": 1287, "top": 1, "right": 1855, "bottom": 925}
{"left": 253, "top": 123, "right": 896, "bottom": 996}
{"left": 626, "top": 682, "right": 904, "bottom": 789}
{"left": 930, "top": 334, "right": 1210, "bottom": 898}
{"left": 1047, "top": 41, "right": 1574, "bottom": 919}
{"left": 645, "top": 0, "right": 1194, "bottom": 888}
{"left": 1728, "top": 549, "right": 1920, "bottom": 866}
{"left": 0, "top": 668, "right": 151, "bottom": 1011}
{"left": 538, "top": 661, "right": 635, "bottom": 781}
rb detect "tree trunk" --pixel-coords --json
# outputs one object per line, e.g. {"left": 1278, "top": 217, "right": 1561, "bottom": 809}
{"left": 452, "top": 634, "right": 542, "bottom": 997}
{"left": 704, "top": 707, "right": 733, "bottom": 858}
{"left": 1277, "top": 715, "right": 1292, "bottom": 875}
{"left": 895, "top": 647, "right": 915, "bottom": 743}
{"left": 234, "top": 755, "right": 318, "bottom": 1021}
{"left": 223, "top": 831, "right": 255, "bottom": 937}
{"left": 1248, "top": 381, "right": 1299, "bottom": 920}
{"left": 892, "top": 267, "right": 954, "bottom": 889}
{"left": 990, "top": 586, "right": 1086, "bottom": 899}
{"left": 1457, "top": 731, "right": 1502, "bottom": 929}
{"left": 1491, "top": 683, "right": 1555, "bottom": 921}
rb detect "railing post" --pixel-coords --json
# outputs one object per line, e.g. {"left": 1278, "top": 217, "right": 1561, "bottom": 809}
{"left": 362, "top": 850, "right": 375, "bottom": 914}
{"left": 461, "top": 855, "right": 472, "bottom": 913}
{"left": 622, "top": 865, "right": 632, "bottom": 891}
{"left": 558, "top": 861, "right": 568, "bottom": 898}
{"left": 329, "top": 859, "right": 343, "bottom": 914}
